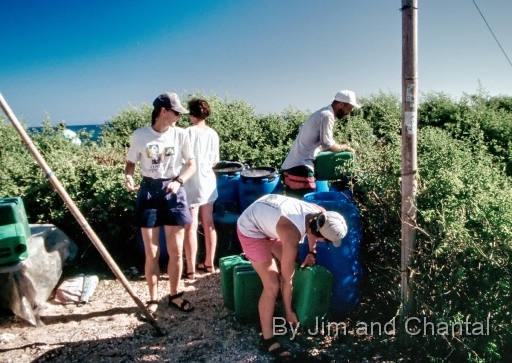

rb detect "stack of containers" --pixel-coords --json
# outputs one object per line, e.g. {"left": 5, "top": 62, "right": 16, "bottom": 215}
{"left": 220, "top": 255, "right": 335, "bottom": 327}
{"left": 219, "top": 254, "right": 262, "bottom": 323}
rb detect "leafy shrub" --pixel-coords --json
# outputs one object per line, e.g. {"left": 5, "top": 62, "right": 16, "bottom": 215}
{"left": 419, "top": 91, "right": 512, "bottom": 175}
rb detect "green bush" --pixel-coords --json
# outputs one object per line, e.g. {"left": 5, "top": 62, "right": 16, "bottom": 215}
{"left": 419, "top": 91, "right": 512, "bottom": 175}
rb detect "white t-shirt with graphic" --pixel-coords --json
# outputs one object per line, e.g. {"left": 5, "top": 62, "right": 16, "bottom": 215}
{"left": 183, "top": 125, "right": 220, "bottom": 207}
{"left": 126, "top": 125, "right": 194, "bottom": 179}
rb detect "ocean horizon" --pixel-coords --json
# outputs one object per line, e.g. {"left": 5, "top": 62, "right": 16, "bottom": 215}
{"left": 28, "top": 124, "right": 103, "bottom": 142}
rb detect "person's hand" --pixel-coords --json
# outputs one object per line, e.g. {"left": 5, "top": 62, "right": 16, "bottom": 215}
{"left": 125, "top": 175, "right": 139, "bottom": 192}
{"left": 300, "top": 252, "right": 316, "bottom": 268}
{"left": 286, "top": 311, "right": 299, "bottom": 328}
{"left": 165, "top": 180, "right": 181, "bottom": 194}
{"left": 341, "top": 144, "right": 356, "bottom": 154}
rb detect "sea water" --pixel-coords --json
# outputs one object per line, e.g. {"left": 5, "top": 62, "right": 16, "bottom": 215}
{"left": 28, "top": 124, "right": 102, "bottom": 142}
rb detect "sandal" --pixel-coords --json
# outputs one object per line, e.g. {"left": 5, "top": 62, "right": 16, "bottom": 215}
{"left": 168, "top": 292, "right": 194, "bottom": 313}
{"left": 259, "top": 336, "right": 293, "bottom": 360}
{"left": 196, "top": 263, "right": 217, "bottom": 273}
{"left": 181, "top": 271, "right": 196, "bottom": 280}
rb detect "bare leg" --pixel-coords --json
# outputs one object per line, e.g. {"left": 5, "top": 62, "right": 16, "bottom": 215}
{"left": 251, "top": 258, "right": 281, "bottom": 339}
{"left": 184, "top": 207, "right": 199, "bottom": 277}
{"left": 164, "top": 225, "right": 185, "bottom": 296}
{"left": 199, "top": 203, "right": 217, "bottom": 269}
{"left": 140, "top": 227, "right": 161, "bottom": 301}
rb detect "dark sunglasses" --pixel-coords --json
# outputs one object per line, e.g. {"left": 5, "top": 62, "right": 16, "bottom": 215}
{"left": 165, "top": 107, "right": 181, "bottom": 116}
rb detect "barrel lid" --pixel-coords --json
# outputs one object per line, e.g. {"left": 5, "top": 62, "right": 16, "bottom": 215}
{"left": 241, "top": 167, "right": 277, "bottom": 179}
{"left": 213, "top": 161, "right": 244, "bottom": 174}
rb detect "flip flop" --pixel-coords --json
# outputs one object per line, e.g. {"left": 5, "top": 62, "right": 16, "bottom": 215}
{"left": 196, "top": 263, "right": 217, "bottom": 273}
{"left": 168, "top": 292, "right": 194, "bottom": 313}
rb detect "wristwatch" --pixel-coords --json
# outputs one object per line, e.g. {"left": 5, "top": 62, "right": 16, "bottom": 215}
{"left": 173, "top": 176, "right": 184, "bottom": 186}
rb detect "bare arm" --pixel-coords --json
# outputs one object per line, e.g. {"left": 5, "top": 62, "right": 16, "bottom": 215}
{"left": 124, "top": 161, "right": 139, "bottom": 192}
{"left": 328, "top": 143, "right": 356, "bottom": 154}
{"left": 301, "top": 204, "right": 327, "bottom": 268}
{"left": 166, "top": 157, "right": 197, "bottom": 193}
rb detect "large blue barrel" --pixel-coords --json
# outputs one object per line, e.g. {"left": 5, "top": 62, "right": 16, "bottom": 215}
{"left": 213, "top": 201, "right": 242, "bottom": 264}
{"left": 299, "top": 191, "right": 363, "bottom": 318}
{"left": 238, "top": 167, "right": 282, "bottom": 212}
{"left": 213, "top": 161, "right": 245, "bottom": 208}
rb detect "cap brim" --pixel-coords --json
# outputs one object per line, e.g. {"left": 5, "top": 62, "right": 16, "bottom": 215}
{"left": 173, "top": 105, "right": 189, "bottom": 114}
{"left": 331, "top": 238, "right": 342, "bottom": 247}
{"left": 350, "top": 102, "right": 361, "bottom": 109}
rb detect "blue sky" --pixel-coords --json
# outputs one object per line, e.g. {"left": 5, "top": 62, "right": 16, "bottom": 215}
{"left": 1, "top": 0, "right": 511, "bottom": 126}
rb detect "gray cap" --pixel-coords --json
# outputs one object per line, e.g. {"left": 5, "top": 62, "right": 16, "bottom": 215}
{"left": 153, "top": 92, "right": 189, "bottom": 114}
{"left": 317, "top": 211, "right": 348, "bottom": 247}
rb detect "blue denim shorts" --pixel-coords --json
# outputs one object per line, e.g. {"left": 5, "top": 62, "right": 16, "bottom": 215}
{"left": 134, "top": 177, "right": 193, "bottom": 228}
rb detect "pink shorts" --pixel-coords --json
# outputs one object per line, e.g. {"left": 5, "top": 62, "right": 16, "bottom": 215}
{"left": 236, "top": 227, "right": 282, "bottom": 263}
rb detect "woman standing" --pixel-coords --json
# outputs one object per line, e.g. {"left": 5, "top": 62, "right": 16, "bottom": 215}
{"left": 183, "top": 98, "right": 220, "bottom": 279}
{"left": 125, "top": 92, "right": 196, "bottom": 317}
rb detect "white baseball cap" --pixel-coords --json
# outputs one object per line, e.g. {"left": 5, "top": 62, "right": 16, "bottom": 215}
{"left": 317, "top": 211, "right": 348, "bottom": 247}
{"left": 334, "top": 90, "right": 361, "bottom": 109}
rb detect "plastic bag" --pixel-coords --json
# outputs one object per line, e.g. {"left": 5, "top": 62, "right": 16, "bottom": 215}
{"left": 54, "top": 275, "right": 99, "bottom": 305}
{"left": 0, "top": 224, "right": 77, "bottom": 326}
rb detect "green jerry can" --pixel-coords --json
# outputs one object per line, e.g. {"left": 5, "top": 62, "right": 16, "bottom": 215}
{"left": 233, "top": 264, "right": 263, "bottom": 324}
{"left": 0, "top": 197, "right": 31, "bottom": 266}
{"left": 219, "top": 254, "right": 252, "bottom": 310}
{"left": 314, "top": 151, "right": 355, "bottom": 181}
{"left": 292, "top": 265, "right": 334, "bottom": 328}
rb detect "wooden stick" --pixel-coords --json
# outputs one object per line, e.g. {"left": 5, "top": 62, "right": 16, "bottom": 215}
{"left": 0, "top": 93, "right": 164, "bottom": 336}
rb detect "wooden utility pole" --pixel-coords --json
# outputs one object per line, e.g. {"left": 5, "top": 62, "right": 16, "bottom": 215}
{"left": 399, "top": 0, "right": 418, "bottom": 345}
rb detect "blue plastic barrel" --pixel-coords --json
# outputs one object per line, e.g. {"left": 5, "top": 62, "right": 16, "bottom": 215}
{"left": 213, "top": 201, "right": 242, "bottom": 264}
{"left": 238, "top": 167, "right": 282, "bottom": 212}
{"left": 299, "top": 191, "right": 363, "bottom": 318}
{"left": 213, "top": 161, "right": 245, "bottom": 207}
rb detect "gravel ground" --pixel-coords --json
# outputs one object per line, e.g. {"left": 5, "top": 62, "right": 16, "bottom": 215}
{"left": 0, "top": 268, "right": 410, "bottom": 363}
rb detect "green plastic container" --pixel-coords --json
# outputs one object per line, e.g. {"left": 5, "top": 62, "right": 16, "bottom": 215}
{"left": 292, "top": 265, "right": 334, "bottom": 328}
{"left": 219, "top": 254, "right": 252, "bottom": 310}
{"left": 233, "top": 264, "right": 263, "bottom": 323}
{"left": 0, "top": 197, "right": 31, "bottom": 266}
{"left": 314, "top": 151, "right": 355, "bottom": 181}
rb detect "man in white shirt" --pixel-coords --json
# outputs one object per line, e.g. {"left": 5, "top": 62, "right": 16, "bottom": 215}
{"left": 281, "top": 90, "right": 360, "bottom": 195}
